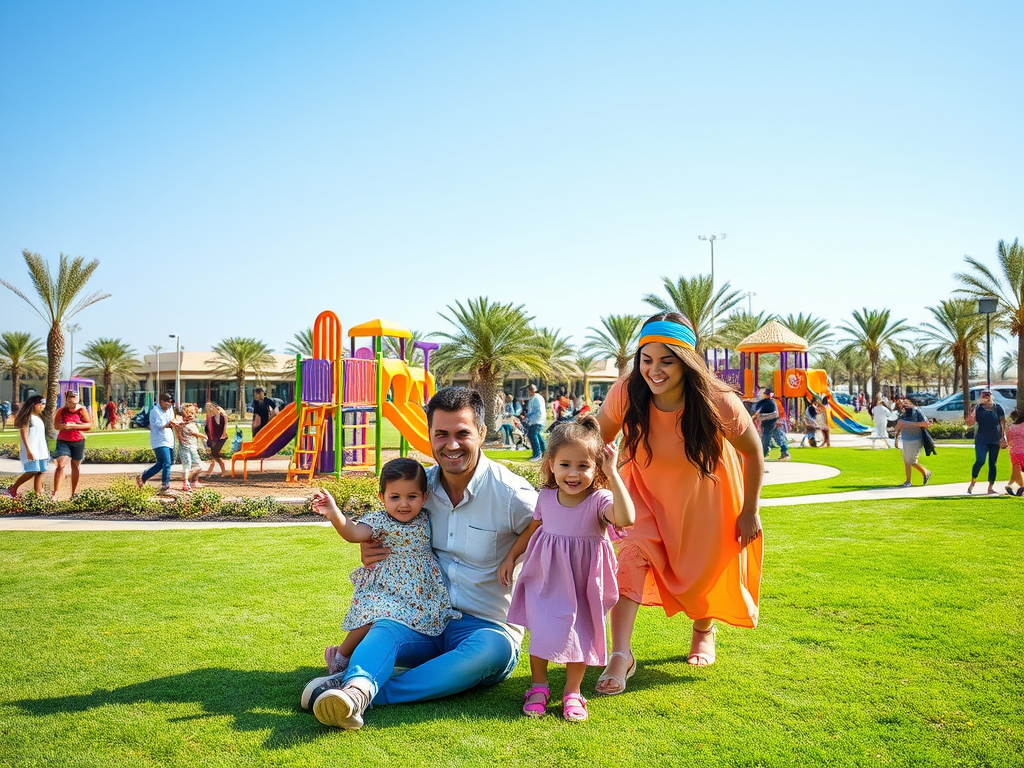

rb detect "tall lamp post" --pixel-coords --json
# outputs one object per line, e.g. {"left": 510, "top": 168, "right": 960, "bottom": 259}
{"left": 743, "top": 291, "right": 756, "bottom": 315}
{"left": 698, "top": 233, "right": 726, "bottom": 334}
{"left": 66, "top": 323, "right": 82, "bottom": 381}
{"left": 169, "top": 334, "right": 181, "bottom": 405}
{"left": 977, "top": 298, "right": 998, "bottom": 389}
{"left": 149, "top": 345, "right": 163, "bottom": 400}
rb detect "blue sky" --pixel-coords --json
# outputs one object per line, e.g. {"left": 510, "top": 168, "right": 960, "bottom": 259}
{"left": 1, "top": 1, "right": 1021, "bottom": 367}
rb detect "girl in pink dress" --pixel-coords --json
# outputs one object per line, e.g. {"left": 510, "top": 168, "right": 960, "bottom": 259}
{"left": 502, "top": 415, "right": 635, "bottom": 722}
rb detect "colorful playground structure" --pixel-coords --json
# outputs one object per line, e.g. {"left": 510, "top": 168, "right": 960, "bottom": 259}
{"left": 56, "top": 377, "right": 98, "bottom": 416}
{"left": 230, "top": 311, "right": 437, "bottom": 481}
{"left": 710, "top": 320, "right": 870, "bottom": 435}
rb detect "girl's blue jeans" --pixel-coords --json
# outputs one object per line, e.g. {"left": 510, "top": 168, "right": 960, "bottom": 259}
{"left": 344, "top": 614, "right": 519, "bottom": 705}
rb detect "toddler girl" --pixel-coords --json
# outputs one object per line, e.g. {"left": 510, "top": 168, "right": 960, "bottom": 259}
{"left": 1005, "top": 409, "right": 1024, "bottom": 496}
{"left": 172, "top": 404, "right": 204, "bottom": 491}
{"left": 6, "top": 395, "right": 50, "bottom": 498}
{"left": 301, "top": 457, "right": 460, "bottom": 710}
{"left": 503, "top": 415, "right": 636, "bottom": 722}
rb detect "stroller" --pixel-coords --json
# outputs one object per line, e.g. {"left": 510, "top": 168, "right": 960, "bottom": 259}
{"left": 509, "top": 418, "right": 531, "bottom": 452}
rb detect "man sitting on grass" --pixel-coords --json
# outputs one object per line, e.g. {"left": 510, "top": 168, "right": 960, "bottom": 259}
{"left": 301, "top": 386, "right": 538, "bottom": 730}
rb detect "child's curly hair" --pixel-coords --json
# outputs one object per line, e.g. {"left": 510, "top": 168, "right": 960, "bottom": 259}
{"left": 181, "top": 403, "right": 199, "bottom": 419}
{"left": 540, "top": 414, "right": 608, "bottom": 491}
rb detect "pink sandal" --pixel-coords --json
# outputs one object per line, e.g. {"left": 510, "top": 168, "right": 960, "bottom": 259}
{"left": 522, "top": 684, "right": 549, "bottom": 717}
{"left": 562, "top": 692, "right": 588, "bottom": 721}
{"left": 688, "top": 623, "right": 716, "bottom": 666}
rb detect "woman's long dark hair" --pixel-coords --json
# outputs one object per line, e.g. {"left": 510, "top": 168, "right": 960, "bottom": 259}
{"left": 621, "top": 312, "right": 732, "bottom": 481}
{"left": 14, "top": 395, "right": 44, "bottom": 430}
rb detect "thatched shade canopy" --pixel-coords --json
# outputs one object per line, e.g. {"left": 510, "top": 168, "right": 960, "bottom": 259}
{"left": 735, "top": 320, "right": 808, "bottom": 354}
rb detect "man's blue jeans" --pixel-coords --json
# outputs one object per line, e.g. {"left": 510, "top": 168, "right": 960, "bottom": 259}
{"left": 527, "top": 424, "right": 546, "bottom": 459}
{"left": 344, "top": 614, "right": 519, "bottom": 705}
{"left": 760, "top": 422, "right": 789, "bottom": 458}
{"left": 141, "top": 446, "right": 173, "bottom": 486}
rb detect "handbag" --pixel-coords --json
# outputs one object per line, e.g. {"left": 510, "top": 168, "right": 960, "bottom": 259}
{"left": 922, "top": 428, "right": 937, "bottom": 456}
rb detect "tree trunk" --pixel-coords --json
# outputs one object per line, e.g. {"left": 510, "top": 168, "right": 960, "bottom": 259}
{"left": 10, "top": 364, "right": 20, "bottom": 407}
{"left": 103, "top": 370, "right": 113, "bottom": 407}
{"left": 870, "top": 355, "right": 880, "bottom": 403}
{"left": 960, "top": 354, "right": 971, "bottom": 420}
{"left": 43, "top": 323, "right": 64, "bottom": 439}
{"left": 238, "top": 374, "right": 246, "bottom": 421}
{"left": 476, "top": 375, "right": 504, "bottom": 445}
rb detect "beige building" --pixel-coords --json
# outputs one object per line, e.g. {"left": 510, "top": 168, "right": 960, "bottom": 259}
{"left": 137, "top": 351, "right": 297, "bottom": 410}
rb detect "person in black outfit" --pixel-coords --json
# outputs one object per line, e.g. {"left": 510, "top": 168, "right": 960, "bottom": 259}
{"left": 752, "top": 387, "right": 790, "bottom": 460}
{"left": 967, "top": 390, "right": 1007, "bottom": 495}
{"left": 251, "top": 387, "right": 277, "bottom": 438}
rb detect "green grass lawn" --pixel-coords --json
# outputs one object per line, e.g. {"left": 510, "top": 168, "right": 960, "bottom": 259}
{"left": 1, "top": 497, "right": 1021, "bottom": 767}
{"left": 760, "top": 445, "right": 1002, "bottom": 498}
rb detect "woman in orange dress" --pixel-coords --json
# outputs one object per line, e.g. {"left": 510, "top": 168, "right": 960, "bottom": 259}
{"left": 594, "top": 312, "right": 764, "bottom": 695}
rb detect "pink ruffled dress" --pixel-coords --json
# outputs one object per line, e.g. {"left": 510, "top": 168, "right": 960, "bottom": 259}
{"left": 507, "top": 488, "right": 619, "bottom": 665}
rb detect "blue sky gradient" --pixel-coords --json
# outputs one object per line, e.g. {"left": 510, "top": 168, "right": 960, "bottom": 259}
{"left": 2, "top": 1, "right": 1021, "bottom": 363}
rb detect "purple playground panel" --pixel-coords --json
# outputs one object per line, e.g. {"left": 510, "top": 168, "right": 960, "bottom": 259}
{"left": 295, "top": 359, "right": 338, "bottom": 474}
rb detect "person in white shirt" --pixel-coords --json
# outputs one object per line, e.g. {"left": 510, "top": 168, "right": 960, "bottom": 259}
{"left": 136, "top": 393, "right": 176, "bottom": 492}
{"left": 870, "top": 395, "right": 895, "bottom": 448}
{"left": 525, "top": 384, "right": 547, "bottom": 461}
{"left": 303, "top": 387, "right": 538, "bottom": 730}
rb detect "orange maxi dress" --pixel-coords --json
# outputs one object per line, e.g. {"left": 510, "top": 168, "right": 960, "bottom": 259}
{"left": 604, "top": 380, "right": 763, "bottom": 628}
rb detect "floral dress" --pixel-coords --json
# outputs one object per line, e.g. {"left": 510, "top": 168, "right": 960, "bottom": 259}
{"left": 342, "top": 509, "right": 461, "bottom": 636}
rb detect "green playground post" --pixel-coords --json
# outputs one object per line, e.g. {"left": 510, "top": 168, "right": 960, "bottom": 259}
{"left": 375, "top": 337, "right": 383, "bottom": 476}
{"left": 335, "top": 353, "right": 342, "bottom": 480}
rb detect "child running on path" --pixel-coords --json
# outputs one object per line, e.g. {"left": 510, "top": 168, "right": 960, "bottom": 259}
{"left": 504, "top": 415, "right": 636, "bottom": 721}
{"left": 6, "top": 395, "right": 49, "bottom": 497}
{"left": 593, "top": 312, "right": 765, "bottom": 696}
{"left": 301, "top": 458, "right": 461, "bottom": 715}
{"left": 171, "top": 404, "right": 204, "bottom": 491}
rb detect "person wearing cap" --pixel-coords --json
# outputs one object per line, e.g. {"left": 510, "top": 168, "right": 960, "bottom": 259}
{"left": 966, "top": 389, "right": 1007, "bottom": 495}
{"left": 51, "top": 389, "right": 93, "bottom": 500}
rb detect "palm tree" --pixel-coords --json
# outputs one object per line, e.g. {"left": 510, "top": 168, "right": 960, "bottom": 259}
{"left": 999, "top": 350, "right": 1018, "bottom": 380}
{"left": 906, "top": 342, "right": 938, "bottom": 394}
{"left": 780, "top": 312, "right": 833, "bottom": 351}
{"left": 0, "top": 332, "right": 47, "bottom": 406}
{"left": 716, "top": 310, "right": 774, "bottom": 351}
{"left": 383, "top": 330, "right": 426, "bottom": 367}
{"left": 209, "top": 337, "right": 276, "bottom": 414}
{"left": 432, "top": 297, "right": 548, "bottom": 439}
{"left": 0, "top": 250, "right": 110, "bottom": 435}
{"left": 955, "top": 238, "right": 1024, "bottom": 411}
{"left": 837, "top": 345, "right": 871, "bottom": 398}
{"left": 582, "top": 314, "right": 642, "bottom": 377}
{"left": 535, "top": 327, "right": 576, "bottom": 396}
{"left": 920, "top": 299, "right": 988, "bottom": 419}
{"left": 811, "top": 349, "right": 843, "bottom": 386}
{"left": 643, "top": 274, "right": 743, "bottom": 352}
{"left": 839, "top": 308, "right": 911, "bottom": 400}
{"left": 573, "top": 351, "right": 599, "bottom": 401}
{"left": 75, "top": 338, "right": 142, "bottom": 402}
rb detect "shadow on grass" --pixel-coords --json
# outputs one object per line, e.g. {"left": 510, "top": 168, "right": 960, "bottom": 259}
{"left": 10, "top": 657, "right": 698, "bottom": 744}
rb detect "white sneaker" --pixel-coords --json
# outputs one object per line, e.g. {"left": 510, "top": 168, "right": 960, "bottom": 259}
{"left": 313, "top": 684, "right": 369, "bottom": 730}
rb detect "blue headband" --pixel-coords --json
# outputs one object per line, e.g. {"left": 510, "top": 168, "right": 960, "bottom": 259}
{"left": 638, "top": 320, "right": 696, "bottom": 351}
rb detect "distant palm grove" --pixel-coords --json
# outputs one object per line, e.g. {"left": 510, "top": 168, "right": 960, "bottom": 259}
{"left": 2, "top": 239, "right": 1022, "bottom": 435}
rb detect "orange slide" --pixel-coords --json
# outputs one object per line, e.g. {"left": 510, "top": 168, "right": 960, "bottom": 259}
{"left": 380, "top": 358, "right": 434, "bottom": 456}
{"left": 230, "top": 401, "right": 298, "bottom": 478}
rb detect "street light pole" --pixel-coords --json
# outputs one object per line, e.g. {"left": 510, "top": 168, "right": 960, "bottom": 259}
{"left": 149, "top": 345, "right": 163, "bottom": 400}
{"left": 66, "top": 323, "right": 81, "bottom": 381}
{"left": 744, "top": 291, "right": 756, "bottom": 315}
{"left": 698, "top": 233, "right": 726, "bottom": 334}
{"left": 169, "top": 334, "right": 181, "bottom": 405}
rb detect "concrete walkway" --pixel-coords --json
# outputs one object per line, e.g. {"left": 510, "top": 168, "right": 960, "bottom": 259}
{"left": 0, "top": 429, "right": 986, "bottom": 531}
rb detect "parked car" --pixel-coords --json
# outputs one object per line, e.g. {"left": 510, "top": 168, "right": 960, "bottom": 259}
{"left": 908, "top": 392, "right": 939, "bottom": 406}
{"left": 833, "top": 393, "right": 852, "bottom": 405}
{"left": 919, "top": 386, "right": 1017, "bottom": 422}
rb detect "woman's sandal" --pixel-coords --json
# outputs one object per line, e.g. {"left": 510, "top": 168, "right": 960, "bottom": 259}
{"left": 688, "top": 623, "right": 717, "bottom": 666}
{"left": 595, "top": 650, "right": 636, "bottom": 696}
{"left": 563, "top": 693, "right": 588, "bottom": 722}
{"left": 522, "top": 684, "right": 550, "bottom": 717}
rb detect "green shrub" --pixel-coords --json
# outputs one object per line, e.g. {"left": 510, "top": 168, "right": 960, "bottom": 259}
{"left": 171, "top": 488, "right": 223, "bottom": 518}
{"left": 317, "top": 476, "right": 381, "bottom": 516}
{"left": 64, "top": 488, "right": 112, "bottom": 512}
{"left": 928, "top": 420, "right": 975, "bottom": 440}
{"left": 19, "top": 492, "right": 57, "bottom": 516}
{"left": 105, "top": 476, "right": 161, "bottom": 516}
{"left": 497, "top": 459, "right": 541, "bottom": 489}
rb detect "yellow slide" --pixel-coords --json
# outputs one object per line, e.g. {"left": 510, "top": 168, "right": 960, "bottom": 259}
{"left": 380, "top": 358, "right": 435, "bottom": 457}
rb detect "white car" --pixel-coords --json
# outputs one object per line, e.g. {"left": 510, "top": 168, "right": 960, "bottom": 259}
{"left": 919, "top": 385, "right": 1018, "bottom": 422}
